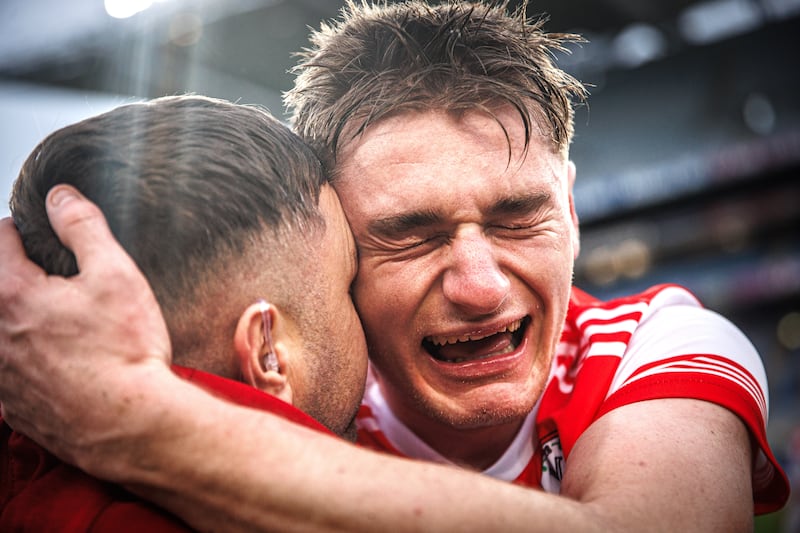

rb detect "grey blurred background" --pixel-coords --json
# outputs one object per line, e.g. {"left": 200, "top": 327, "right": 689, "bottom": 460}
{"left": 1, "top": 0, "right": 798, "bottom": 528}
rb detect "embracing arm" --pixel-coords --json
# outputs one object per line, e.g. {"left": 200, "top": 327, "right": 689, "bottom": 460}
{"left": 103, "top": 392, "right": 755, "bottom": 533}
{"left": 115, "top": 391, "right": 753, "bottom": 532}
{"left": 0, "top": 186, "right": 755, "bottom": 532}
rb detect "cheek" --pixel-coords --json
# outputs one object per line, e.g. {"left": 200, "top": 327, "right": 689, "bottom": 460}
{"left": 351, "top": 272, "right": 417, "bottom": 368}
{"left": 351, "top": 285, "right": 389, "bottom": 353}
{"left": 352, "top": 263, "right": 418, "bottom": 321}
{"left": 506, "top": 239, "right": 572, "bottom": 277}
{"left": 351, "top": 277, "right": 377, "bottom": 324}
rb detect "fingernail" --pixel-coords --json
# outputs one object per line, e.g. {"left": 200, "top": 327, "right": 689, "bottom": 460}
{"left": 49, "top": 186, "right": 77, "bottom": 207}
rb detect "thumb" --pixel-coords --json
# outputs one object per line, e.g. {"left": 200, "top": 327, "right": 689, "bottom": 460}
{"left": 44, "top": 184, "right": 172, "bottom": 363}
{"left": 45, "top": 184, "right": 136, "bottom": 276}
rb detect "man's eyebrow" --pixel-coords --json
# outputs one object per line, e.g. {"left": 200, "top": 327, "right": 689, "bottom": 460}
{"left": 367, "top": 193, "right": 552, "bottom": 236}
{"left": 488, "top": 192, "right": 552, "bottom": 218}
{"left": 368, "top": 209, "right": 443, "bottom": 237}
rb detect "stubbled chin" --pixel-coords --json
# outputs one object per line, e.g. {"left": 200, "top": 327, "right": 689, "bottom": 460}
{"left": 431, "top": 391, "right": 538, "bottom": 431}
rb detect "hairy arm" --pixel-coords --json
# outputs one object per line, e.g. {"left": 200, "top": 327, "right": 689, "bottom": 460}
{"left": 0, "top": 186, "right": 753, "bottom": 532}
{"left": 118, "top": 393, "right": 752, "bottom": 532}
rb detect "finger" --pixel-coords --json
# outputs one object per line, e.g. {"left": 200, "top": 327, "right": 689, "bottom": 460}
{"left": 44, "top": 184, "right": 172, "bottom": 358}
{"left": 45, "top": 185, "right": 138, "bottom": 277}
{"left": 0, "top": 217, "right": 45, "bottom": 281}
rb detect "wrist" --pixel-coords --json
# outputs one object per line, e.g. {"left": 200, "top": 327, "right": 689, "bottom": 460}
{"left": 70, "top": 361, "right": 190, "bottom": 481}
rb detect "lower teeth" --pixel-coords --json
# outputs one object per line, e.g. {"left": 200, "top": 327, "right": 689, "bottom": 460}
{"left": 442, "top": 346, "right": 514, "bottom": 364}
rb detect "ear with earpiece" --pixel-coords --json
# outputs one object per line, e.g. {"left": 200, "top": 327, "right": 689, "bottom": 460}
{"left": 232, "top": 300, "right": 293, "bottom": 405}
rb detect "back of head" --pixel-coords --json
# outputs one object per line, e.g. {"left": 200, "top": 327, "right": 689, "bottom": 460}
{"left": 286, "top": 0, "right": 587, "bottom": 169}
{"left": 11, "top": 95, "right": 326, "bottom": 369}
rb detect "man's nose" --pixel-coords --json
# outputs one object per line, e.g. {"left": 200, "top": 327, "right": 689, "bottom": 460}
{"left": 442, "top": 230, "right": 510, "bottom": 315}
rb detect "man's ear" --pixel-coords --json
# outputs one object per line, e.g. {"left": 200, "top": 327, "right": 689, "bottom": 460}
{"left": 567, "top": 160, "right": 580, "bottom": 259}
{"left": 233, "top": 301, "right": 293, "bottom": 405}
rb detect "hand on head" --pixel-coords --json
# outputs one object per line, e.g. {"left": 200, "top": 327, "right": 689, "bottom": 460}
{"left": 0, "top": 184, "right": 172, "bottom": 466}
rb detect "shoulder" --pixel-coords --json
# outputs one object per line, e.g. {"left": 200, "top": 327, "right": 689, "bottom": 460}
{"left": 574, "top": 288, "right": 789, "bottom": 513}
{"left": 567, "top": 284, "right": 701, "bottom": 326}
{"left": 610, "top": 291, "right": 766, "bottom": 412}
{"left": 567, "top": 284, "right": 768, "bottom": 418}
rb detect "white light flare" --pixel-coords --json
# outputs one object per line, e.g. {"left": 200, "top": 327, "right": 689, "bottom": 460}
{"left": 104, "top": 0, "right": 171, "bottom": 19}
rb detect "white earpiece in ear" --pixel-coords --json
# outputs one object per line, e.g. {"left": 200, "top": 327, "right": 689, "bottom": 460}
{"left": 257, "top": 299, "right": 280, "bottom": 373}
{"left": 264, "top": 352, "right": 280, "bottom": 373}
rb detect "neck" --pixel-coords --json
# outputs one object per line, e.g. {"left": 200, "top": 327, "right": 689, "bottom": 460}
{"left": 429, "top": 422, "right": 525, "bottom": 471}
{"left": 385, "top": 393, "right": 526, "bottom": 471}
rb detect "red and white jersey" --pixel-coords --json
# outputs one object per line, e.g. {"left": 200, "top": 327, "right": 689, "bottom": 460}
{"left": 356, "top": 284, "right": 790, "bottom": 514}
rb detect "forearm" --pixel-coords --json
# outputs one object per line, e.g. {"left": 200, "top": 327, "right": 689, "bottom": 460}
{"left": 113, "top": 386, "right": 754, "bottom": 533}
{"left": 88, "top": 368, "right": 603, "bottom": 532}
{"left": 11, "top": 359, "right": 752, "bottom": 532}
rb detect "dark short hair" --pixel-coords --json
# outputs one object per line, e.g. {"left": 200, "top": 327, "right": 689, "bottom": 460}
{"left": 285, "top": 0, "right": 587, "bottom": 170}
{"left": 11, "top": 95, "right": 326, "bottom": 316}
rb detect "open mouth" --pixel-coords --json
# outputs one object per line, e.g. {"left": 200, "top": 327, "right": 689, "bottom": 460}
{"left": 423, "top": 316, "right": 530, "bottom": 364}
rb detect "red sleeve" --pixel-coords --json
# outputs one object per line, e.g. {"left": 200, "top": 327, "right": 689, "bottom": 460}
{"left": 597, "top": 360, "right": 790, "bottom": 515}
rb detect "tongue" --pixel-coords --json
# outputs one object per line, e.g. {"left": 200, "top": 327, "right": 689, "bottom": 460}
{"left": 436, "top": 331, "right": 513, "bottom": 362}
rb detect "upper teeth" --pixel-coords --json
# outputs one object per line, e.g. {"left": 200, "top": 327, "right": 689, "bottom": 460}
{"left": 429, "top": 319, "right": 523, "bottom": 347}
